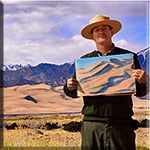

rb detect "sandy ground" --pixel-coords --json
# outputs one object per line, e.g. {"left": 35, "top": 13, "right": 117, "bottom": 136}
{"left": 3, "top": 84, "right": 83, "bottom": 114}
{"left": 3, "top": 84, "right": 149, "bottom": 117}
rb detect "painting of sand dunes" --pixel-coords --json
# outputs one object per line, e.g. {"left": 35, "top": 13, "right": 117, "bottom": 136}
{"left": 75, "top": 53, "right": 136, "bottom": 96}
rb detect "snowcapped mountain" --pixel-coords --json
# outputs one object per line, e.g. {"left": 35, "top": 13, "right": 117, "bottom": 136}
{"left": 2, "top": 64, "right": 31, "bottom": 71}
{"left": 2, "top": 63, "right": 75, "bottom": 88}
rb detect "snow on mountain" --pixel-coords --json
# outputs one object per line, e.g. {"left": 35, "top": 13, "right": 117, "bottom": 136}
{"left": 2, "top": 64, "right": 31, "bottom": 71}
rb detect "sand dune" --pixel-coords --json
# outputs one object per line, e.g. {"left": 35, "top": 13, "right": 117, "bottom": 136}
{"left": 3, "top": 84, "right": 149, "bottom": 120}
{"left": 4, "top": 84, "right": 83, "bottom": 115}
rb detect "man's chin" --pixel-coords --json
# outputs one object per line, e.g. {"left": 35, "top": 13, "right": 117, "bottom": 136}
{"left": 98, "top": 38, "right": 106, "bottom": 43}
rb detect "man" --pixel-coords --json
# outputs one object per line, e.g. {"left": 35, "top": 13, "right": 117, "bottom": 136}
{"left": 63, "top": 15, "right": 147, "bottom": 150}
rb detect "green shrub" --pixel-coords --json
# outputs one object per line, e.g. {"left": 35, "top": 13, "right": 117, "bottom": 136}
{"left": 62, "top": 121, "right": 81, "bottom": 132}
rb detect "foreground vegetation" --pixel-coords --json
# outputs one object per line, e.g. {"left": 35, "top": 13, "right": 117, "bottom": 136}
{"left": 3, "top": 114, "right": 150, "bottom": 150}
{"left": 4, "top": 115, "right": 82, "bottom": 149}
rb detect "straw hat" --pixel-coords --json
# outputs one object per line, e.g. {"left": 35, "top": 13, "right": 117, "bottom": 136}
{"left": 81, "top": 14, "right": 122, "bottom": 39}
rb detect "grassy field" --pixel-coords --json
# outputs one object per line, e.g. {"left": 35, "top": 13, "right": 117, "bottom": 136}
{"left": 3, "top": 114, "right": 150, "bottom": 150}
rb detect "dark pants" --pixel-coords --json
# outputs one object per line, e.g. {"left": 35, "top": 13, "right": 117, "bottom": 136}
{"left": 81, "top": 121, "right": 136, "bottom": 150}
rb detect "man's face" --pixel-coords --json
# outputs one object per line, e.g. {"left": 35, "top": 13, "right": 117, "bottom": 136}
{"left": 91, "top": 25, "right": 113, "bottom": 44}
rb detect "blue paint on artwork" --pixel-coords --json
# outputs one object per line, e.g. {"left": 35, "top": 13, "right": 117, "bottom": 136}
{"left": 79, "top": 64, "right": 114, "bottom": 84}
{"left": 89, "top": 69, "right": 131, "bottom": 94}
{"left": 110, "top": 58, "right": 132, "bottom": 66}
{"left": 86, "top": 61, "right": 106, "bottom": 74}
{"left": 76, "top": 53, "right": 133, "bottom": 69}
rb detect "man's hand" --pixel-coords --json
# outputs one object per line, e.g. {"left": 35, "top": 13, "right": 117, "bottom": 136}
{"left": 132, "top": 69, "right": 147, "bottom": 84}
{"left": 67, "top": 78, "right": 78, "bottom": 91}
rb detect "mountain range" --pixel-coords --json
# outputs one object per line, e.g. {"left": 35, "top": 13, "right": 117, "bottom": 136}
{"left": 2, "top": 63, "right": 75, "bottom": 88}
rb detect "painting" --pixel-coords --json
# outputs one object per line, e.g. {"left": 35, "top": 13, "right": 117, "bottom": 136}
{"left": 75, "top": 53, "right": 136, "bottom": 96}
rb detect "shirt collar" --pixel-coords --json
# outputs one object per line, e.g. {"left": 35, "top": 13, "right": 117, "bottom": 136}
{"left": 96, "top": 43, "right": 115, "bottom": 56}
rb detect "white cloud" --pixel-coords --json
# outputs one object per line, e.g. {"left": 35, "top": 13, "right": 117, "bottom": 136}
{"left": 3, "top": 1, "right": 148, "bottom": 65}
{"left": 115, "top": 39, "right": 129, "bottom": 48}
{"left": 115, "top": 39, "right": 145, "bottom": 53}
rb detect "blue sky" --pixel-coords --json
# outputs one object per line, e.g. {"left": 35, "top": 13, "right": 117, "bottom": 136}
{"left": 2, "top": 0, "right": 149, "bottom": 66}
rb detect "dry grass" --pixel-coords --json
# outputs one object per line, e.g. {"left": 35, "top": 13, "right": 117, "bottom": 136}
{"left": 4, "top": 115, "right": 82, "bottom": 149}
{"left": 4, "top": 128, "right": 81, "bottom": 148}
{"left": 135, "top": 128, "right": 150, "bottom": 149}
{"left": 3, "top": 114, "right": 150, "bottom": 149}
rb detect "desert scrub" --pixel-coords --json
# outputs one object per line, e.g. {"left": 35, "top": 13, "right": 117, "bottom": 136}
{"left": 4, "top": 125, "right": 149, "bottom": 149}
{"left": 4, "top": 127, "right": 81, "bottom": 148}
{"left": 3, "top": 114, "right": 150, "bottom": 149}
{"left": 4, "top": 114, "right": 82, "bottom": 126}
{"left": 135, "top": 128, "right": 150, "bottom": 149}
{"left": 4, "top": 115, "right": 82, "bottom": 148}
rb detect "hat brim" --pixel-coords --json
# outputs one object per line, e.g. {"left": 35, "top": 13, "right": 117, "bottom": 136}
{"left": 81, "top": 20, "right": 122, "bottom": 39}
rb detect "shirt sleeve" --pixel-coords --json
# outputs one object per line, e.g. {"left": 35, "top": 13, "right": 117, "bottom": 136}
{"left": 133, "top": 54, "right": 148, "bottom": 97}
{"left": 63, "top": 73, "right": 78, "bottom": 98}
{"left": 63, "top": 82, "right": 77, "bottom": 98}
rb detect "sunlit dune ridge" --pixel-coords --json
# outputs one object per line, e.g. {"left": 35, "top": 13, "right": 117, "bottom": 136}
{"left": 3, "top": 84, "right": 149, "bottom": 120}
{"left": 4, "top": 84, "right": 83, "bottom": 114}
